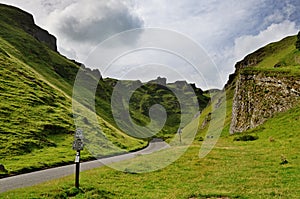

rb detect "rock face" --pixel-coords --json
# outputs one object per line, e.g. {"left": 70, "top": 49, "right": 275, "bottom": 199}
{"left": 149, "top": 77, "right": 167, "bottom": 86}
{"left": 230, "top": 72, "right": 300, "bottom": 133}
{"left": 0, "top": 4, "right": 57, "bottom": 51}
{"left": 18, "top": 13, "right": 57, "bottom": 51}
{"left": 26, "top": 24, "right": 57, "bottom": 51}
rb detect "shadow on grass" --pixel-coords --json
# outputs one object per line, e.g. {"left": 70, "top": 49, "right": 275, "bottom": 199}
{"left": 41, "top": 186, "right": 115, "bottom": 199}
{"left": 189, "top": 193, "right": 243, "bottom": 199}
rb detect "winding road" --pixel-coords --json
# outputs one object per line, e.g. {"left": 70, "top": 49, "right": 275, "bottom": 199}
{"left": 0, "top": 139, "right": 169, "bottom": 193}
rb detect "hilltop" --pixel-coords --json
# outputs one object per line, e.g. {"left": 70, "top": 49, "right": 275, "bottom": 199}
{"left": 228, "top": 36, "right": 300, "bottom": 133}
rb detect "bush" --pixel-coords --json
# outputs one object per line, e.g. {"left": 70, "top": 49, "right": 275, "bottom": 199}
{"left": 280, "top": 155, "right": 288, "bottom": 165}
{"left": 233, "top": 134, "right": 259, "bottom": 141}
{"left": 296, "top": 31, "right": 300, "bottom": 50}
{"left": 0, "top": 164, "right": 7, "bottom": 173}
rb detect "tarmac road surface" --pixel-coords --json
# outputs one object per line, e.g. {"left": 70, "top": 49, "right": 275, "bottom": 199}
{"left": 0, "top": 139, "right": 169, "bottom": 193}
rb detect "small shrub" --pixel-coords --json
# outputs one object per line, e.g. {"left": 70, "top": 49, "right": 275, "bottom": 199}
{"left": 0, "top": 164, "right": 6, "bottom": 171}
{"left": 233, "top": 134, "right": 259, "bottom": 141}
{"left": 124, "top": 168, "right": 138, "bottom": 174}
{"left": 296, "top": 31, "right": 300, "bottom": 50}
{"left": 66, "top": 187, "right": 82, "bottom": 197}
{"left": 280, "top": 155, "right": 288, "bottom": 165}
{"left": 0, "top": 164, "right": 8, "bottom": 174}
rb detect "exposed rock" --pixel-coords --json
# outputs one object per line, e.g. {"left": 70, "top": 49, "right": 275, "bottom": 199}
{"left": 0, "top": 4, "right": 57, "bottom": 51}
{"left": 173, "top": 80, "right": 188, "bottom": 89}
{"left": 201, "top": 112, "right": 211, "bottom": 129}
{"left": 27, "top": 25, "right": 57, "bottom": 51}
{"left": 91, "top": 69, "right": 102, "bottom": 80}
{"left": 214, "top": 97, "right": 223, "bottom": 109}
{"left": 149, "top": 77, "right": 167, "bottom": 86}
{"left": 190, "top": 83, "right": 204, "bottom": 95}
{"left": 224, "top": 73, "right": 237, "bottom": 89}
{"left": 83, "top": 67, "right": 102, "bottom": 80}
{"left": 230, "top": 72, "right": 300, "bottom": 134}
{"left": 70, "top": 59, "right": 84, "bottom": 67}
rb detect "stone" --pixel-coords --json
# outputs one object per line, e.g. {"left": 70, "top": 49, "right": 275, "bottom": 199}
{"left": 230, "top": 72, "right": 300, "bottom": 134}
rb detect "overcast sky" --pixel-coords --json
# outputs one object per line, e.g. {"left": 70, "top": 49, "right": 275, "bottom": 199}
{"left": 1, "top": 0, "right": 300, "bottom": 89}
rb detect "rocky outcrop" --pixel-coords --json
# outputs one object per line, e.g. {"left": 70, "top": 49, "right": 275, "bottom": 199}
{"left": 149, "top": 77, "right": 167, "bottom": 86}
{"left": 0, "top": 3, "right": 57, "bottom": 51}
{"left": 18, "top": 13, "right": 57, "bottom": 51}
{"left": 27, "top": 25, "right": 57, "bottom": 51}
{"left": 230, "top": 72, "right": 300, "bottom": 133}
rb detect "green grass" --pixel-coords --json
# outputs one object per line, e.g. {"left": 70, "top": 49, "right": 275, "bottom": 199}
{"left": 241, "top": 35, "right": 300, "bottom": 77}
{"left": 1, "top": 102, "right": 299, "bottom": 198}
{"left": 1, "top": 82, "right": 299, "bottom": 198}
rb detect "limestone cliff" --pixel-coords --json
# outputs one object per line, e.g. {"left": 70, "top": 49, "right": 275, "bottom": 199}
{"left": 229, "top": 36, "right": 300, "bottom": 134}
{"left": 230, "top": 71, "right": 300, "bottom": 133}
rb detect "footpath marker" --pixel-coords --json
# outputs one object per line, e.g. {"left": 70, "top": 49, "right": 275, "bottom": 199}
{"left": 72, "top": 129, "right": 84, "bottom": 189}
{"left": 177, "top": 128, "right": 182, "bottom": 144}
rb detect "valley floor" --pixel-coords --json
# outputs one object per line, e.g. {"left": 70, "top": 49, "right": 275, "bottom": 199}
{"left": 0, "top": 110, "right": 299, "bottom": 199}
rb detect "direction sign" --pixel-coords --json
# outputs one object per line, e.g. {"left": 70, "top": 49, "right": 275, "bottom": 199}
{"left": 72, "top": 139, "right": 84, "bottom": 151}
{"left": 75, "top": 129, "right": 84, "bottom": 139}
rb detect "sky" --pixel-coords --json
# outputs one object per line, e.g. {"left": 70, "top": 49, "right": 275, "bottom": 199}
{"left": 1, "top": 0, "right": 300, "bottom": 89}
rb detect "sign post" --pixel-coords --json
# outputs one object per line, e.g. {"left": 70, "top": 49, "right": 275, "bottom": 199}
{"left": 177, "top": 128, "right": 182, "bottom": 144}
{"left": 72, "top": 129, "right": 84, "bottom": 189}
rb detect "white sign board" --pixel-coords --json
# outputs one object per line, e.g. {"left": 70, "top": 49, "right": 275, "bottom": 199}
{"left": 75, "top": 155, "right": 80, "bottom": 163}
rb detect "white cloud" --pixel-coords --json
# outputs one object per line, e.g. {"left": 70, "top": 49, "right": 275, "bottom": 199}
{"left": 1, "top": 0, "right": 300, "bottom": 88}
{"left": 46, "top": 0, "right": 143, "bottom": 61}
{"left": 1, "top": 0, "right": 143, "bottom": 61}
{"left": 46, "top": 1, "right": 142, "bottom": 43}
{"left": 234, "top": 20, "right": 298, "bottom": 61}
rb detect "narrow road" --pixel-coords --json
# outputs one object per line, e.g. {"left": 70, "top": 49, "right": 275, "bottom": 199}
{"left": 0, "top": 139, "right": 169, "bottom": 193}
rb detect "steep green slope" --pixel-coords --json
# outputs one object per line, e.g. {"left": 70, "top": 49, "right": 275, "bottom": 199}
{"left": 0, "top": 39, "right": 73, "bottom": 156}
{"left": 0, "top": 4, "right": 146, "bottom": 175}
{"left": 0, "top": 4, "right": 209, "bottom": 175}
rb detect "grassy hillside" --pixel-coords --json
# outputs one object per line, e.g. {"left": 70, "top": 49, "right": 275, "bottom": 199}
{"left": 1, "top": 3, "right": 298, "bottom": 198}
{"left": 1, "top": 86, "right": 299, "bottom": 198}
{"left": 0, "top": 4, "right": 209, "bottom": 176}
{"left": 235, "top": 35, "right": 300, "bottom": 76}
{"left": 0, "top": 4, "right": 146, "bottom": 176}
{"left": 2, "top": 34, "right": 299, "bottom": 198}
